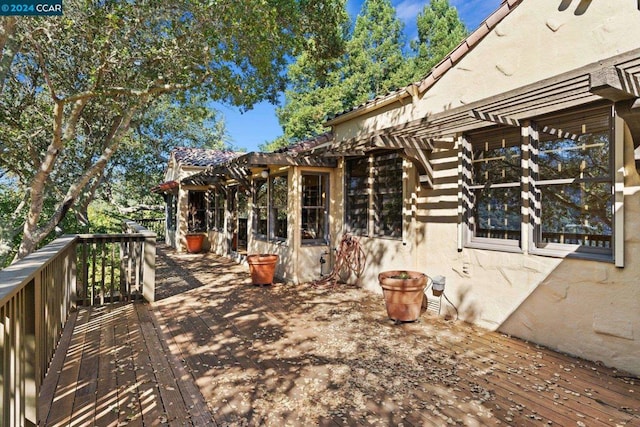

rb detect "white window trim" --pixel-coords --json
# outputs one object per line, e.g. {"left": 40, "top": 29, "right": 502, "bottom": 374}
{"left": 461, "top": 104, "right": 620, "bottom": 263}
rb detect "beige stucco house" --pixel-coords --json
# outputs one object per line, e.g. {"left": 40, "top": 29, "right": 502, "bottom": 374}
{"left": 156, "top": 135, "right": 339, "bottom": 283}
{"left": 319, "top": 0, "right": 640, "bottom": 376}
{"left": 152, "top": 147, "right": 242, "bottom": 253}
{"left": 155, "top": 0, "right": 640, "bottom": 376}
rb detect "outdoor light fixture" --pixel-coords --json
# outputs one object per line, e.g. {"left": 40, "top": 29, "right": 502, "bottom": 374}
{"left": 260, "top": 169, "right": 269, "bottom": 178}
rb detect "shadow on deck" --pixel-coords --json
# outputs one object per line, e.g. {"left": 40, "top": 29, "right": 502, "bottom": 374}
{"left": 39, "top": 245, "right": 640, "bottom": 426}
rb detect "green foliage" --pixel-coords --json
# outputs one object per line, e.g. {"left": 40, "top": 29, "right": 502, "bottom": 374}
{"left": 410, "top": 0, "right": 468, "bottom": 81}
{"left": 87, "top": 201, "right": 125, "bottom": 235}
{"left": 0, "top": 183, "right": 23, "bottom": 267}
{"left": 342, "top": 0, "right": 407, "bottom": 105}
{"left": 1, "top": 0, "right": 348, "bottom": 259}
{"left": 273, "top": 0, "right": 467, "bottom": 145}
{"left": 275, "top": 0, "right": 407, "bottom": 144}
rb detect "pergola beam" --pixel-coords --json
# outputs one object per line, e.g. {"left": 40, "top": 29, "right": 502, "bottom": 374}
{"left": 469, "top": 109, "right": 521, "bottom": 127}
{"left": 590, "top": 66, "right": 640, "bottom": 101}
{"left": 234, "top": 152, "right": 337, "bottom": 167}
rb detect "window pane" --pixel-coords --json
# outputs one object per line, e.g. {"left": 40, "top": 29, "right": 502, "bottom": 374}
{"left": 374, "top": 154, "right": 403, "bottom": 238}
{"left": 215, "top": 192, "right": 225, "bottom": 230}
{"left": 538, "top": 107, "right": 611, "bottom": 181}
{"left": 272, "top": 175, "right": 288, "bottom": 239}
{"left": 188, "top": 191, "right": 206, "bottom": 232}
{"left": 302, "top": 174, "right": 328, "bottom": 242}
{"left": 254, "top": 179, "right": 268, "bottom": 236}
{"left": 346, "top": 158, "right": 369, "bottom": 235}
{"left": 301, "top": 208, "right": 325, "bottom": 240}
{"left": 302, "top": 175, "right": 322, "bottom": 207}
{"left": 472, "top": 187, "right": 521, "bottom": 240}
{"left": 168, "top": 194, "right": 177, "bottom": 231}
{"left": 539, "top": 182, "right": 612, "bottom": 248}
{"left": 471, "top": 128, "right": 521, "bottom": 185}
{"left": 466, "top": 127, "right": 521, "bottom": 243}
{"left": 207, "top": 191, "right": 215, "bottom": 231}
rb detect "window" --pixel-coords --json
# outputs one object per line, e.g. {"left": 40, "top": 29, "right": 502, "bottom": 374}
{"left": 271, "top": 175, "right": 288, "bottom": 240}
{"left": 253, "top": 175, "right": 289, "bottom": 241}
{"left": 373, "top": 154, "right": 403, "bottom": 238}
{"left": 168, "top": 193, "right": 177, "bottom": 231}
{"left": 461, "top": 103, "right": 614, "bottom": 260}
{"left": 254, "top": 179, "right": 268, "bottom": 238}
{"left": 465, "top": 127, "right": 522, "bottom": 248}
{"left": 187, "top": 191, "right": 206, "bottom": 232}
{"left": 302, "top": 174, "right": 329, "bottom": 244}
{"left": 532, "top": 105, "right": 613, "bottom": 256}
{"left": 345, "top": 157, "right": 369, "bottom": 236}
{"left": 345, "top": 153, "right": 404, "bottom": 239}
{"left": 207, "top": 190, "right": 225, "bottom": 231}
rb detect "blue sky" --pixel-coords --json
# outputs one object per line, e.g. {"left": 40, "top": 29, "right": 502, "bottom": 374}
{"left": 217, "top": 0, "right": 503, "bottom": 153}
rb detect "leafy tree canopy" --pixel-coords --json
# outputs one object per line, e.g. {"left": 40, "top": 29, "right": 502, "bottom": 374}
{"left": 0, "top": 0, "right": 348, "bottom": 261}
{"left": 269, "top": 0, "right": 467, "bottom": 150}
{"left": 410, "top": 0, "right": 468, "bottom": 81}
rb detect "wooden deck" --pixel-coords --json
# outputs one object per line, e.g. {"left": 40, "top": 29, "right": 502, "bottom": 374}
{"left": 40, "top": 245, "right": 640, "bottom": 426}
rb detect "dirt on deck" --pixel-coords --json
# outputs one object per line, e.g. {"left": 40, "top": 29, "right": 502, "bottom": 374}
{"left": 152, "top": 247, "right": 640, "bottom": 426}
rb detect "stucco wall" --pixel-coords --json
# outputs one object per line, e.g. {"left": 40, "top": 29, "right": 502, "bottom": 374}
{"left": 329, "top": 0, "right": 640, "bottom": 375}
{"left": 367, "top": 126, "right": 640, "bottom": 376}
{"left": 334, "top": 0, "right": 640, "bottom": 142}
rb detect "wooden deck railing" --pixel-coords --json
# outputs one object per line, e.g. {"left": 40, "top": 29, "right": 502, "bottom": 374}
{"left": 132, "top": 218, "right": 165, "bottom": 241}
{"left": 0, "top": 221, "right": 155, "bottom": 426}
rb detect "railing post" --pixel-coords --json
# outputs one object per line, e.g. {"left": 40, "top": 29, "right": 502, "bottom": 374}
{"left": 142, "top": 232, "right": 156, "bottom": 303}
{"left": 25, "top": 279, "right": 36, "bottom": 426}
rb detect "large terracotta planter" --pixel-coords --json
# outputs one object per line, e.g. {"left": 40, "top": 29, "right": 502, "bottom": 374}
{"left": 185, "top": 234, "right": 205, "bottom": 253}
{"left": 378, "top": 270, "right": 427, "bottom": 322}
{"left": 247, "top": 254, "right": 278, "bottom": 286}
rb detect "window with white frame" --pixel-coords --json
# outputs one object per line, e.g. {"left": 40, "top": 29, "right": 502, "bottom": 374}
{"left": 345, "top": 152, "right": 403, "bottom": 239}
{"left": 465, "top": 127, "right": 522, "bottom": 248}
{"left": 462, "top": 103, "right": 614, "bottom": 259}
{"left": 301, "top": 173, "right": 329, "bottom": 244}
{"left": 532, "top": 105, "right": 613, "bottom": 257}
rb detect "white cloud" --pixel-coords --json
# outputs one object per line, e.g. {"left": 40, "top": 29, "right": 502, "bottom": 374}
{"left": 395, "top": 0, "right": 427, "bottom": 21}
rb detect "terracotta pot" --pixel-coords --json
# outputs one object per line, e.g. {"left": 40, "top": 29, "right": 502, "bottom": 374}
{"left": 185, "top": 234, "right": 205, "bottom": 253}
{"left": 378, "top": 270, "right": 427, "bottom": 322}
{"left": 247, "top": 254, "right": 278, "bottom": 285}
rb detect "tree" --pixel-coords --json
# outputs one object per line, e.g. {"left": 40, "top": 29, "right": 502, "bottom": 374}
{"left": 409, "top": 0, "right": 467, "bottom": 81}
{"left": 0, "top": 0, "right": 346, "bottom": 261}
{"left": 270, "top": 50, "right": 346, "bottom": 149}
{"left": 105, "top": 93, "right": 234, "bottom": 211}
{"left": 271, "top": 0, "right": 406, "bottom": 148}
{"left": 341, "top": 0, "right": 407, "bottom": 107}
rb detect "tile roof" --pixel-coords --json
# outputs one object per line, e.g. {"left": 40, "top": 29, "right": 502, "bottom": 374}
{"left": 273, "top": 132, "right": 333, "bottom": 154}
{"left": 171, "top": 147, "right": 242, "bottom": 167}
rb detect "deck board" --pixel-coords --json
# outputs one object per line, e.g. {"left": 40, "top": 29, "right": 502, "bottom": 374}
{"left": 39, "top": 245, "right": 640, "bottom": 426}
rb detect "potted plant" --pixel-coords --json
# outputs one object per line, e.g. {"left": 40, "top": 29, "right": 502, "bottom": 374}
{"left": 247, "top": 253, "right": 279, "bottom": 286}
{"left": 185, "top": 204, "right": 205, "bottom": 253}
{"left": 378, "top": 270, "right": 427, "bottom": 323}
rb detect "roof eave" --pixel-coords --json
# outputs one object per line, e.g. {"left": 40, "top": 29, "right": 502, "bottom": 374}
{"left": 324, "top": 89, "right": 413, "bottom": 127}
